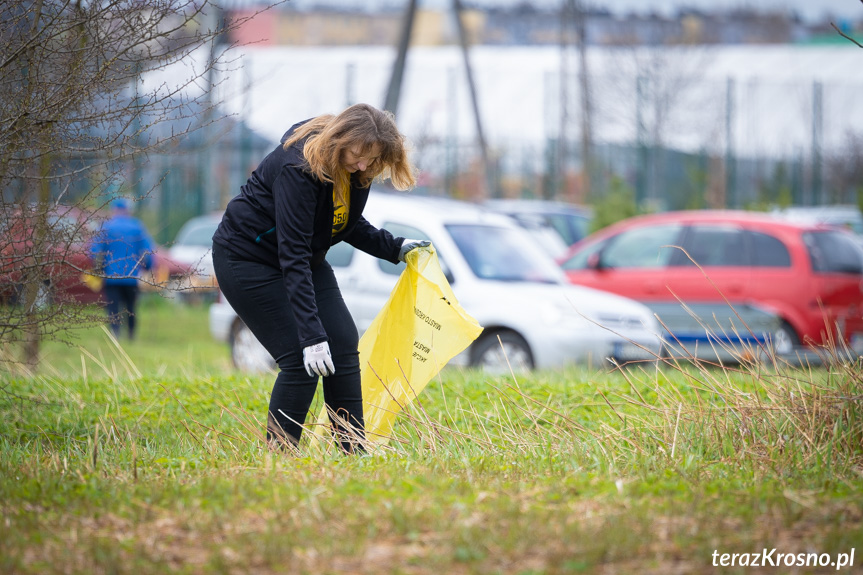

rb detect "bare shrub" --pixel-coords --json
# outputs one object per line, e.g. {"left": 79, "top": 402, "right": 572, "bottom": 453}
{"left": 0, "top": 0, "right": 258, "bottom": 369}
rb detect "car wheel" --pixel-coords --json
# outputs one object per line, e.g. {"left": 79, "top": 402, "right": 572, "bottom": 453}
{"left": 771, "top": 321, "right": 799, "bottom": 355}
{"left": 230, "top": 320, "right": 276, "bottom": 373}
{"left": 471, "top": 331, "right": 534, "bottom": 373}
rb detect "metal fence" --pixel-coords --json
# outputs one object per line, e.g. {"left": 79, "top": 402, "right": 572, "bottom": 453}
{"left": 17, "top": 46, "right": 862, "bottom": 241}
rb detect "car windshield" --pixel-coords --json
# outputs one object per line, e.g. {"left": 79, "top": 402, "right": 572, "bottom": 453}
{"left": 176, "top": 220, "right": 217, "bottom": 247}
{"left": 446, "top": 224, "right": 562, "bottom": 283}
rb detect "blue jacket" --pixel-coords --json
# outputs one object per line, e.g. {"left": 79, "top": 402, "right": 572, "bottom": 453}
{"left": 212, "top": 121, "right": 404, "bottom": 348}
{"left": 91, "top": 215, "right": 155, "bottom": 285}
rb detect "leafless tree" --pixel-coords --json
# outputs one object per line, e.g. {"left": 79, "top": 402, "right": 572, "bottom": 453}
{"left": 824, "top": 3, "right": 863, "bottom": 208}
{"left": 0, "top": 0, "right": 254, "bottom": 370}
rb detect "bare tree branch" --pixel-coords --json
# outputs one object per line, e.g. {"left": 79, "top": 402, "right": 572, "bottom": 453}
{"left": 831, "top": 22, "right": 863, "bottom": 48}
{"left": 0, "top": 0, "right": 270, "bottom": 369}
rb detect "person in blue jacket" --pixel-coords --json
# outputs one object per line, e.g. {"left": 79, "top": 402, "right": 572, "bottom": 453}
{"left": 212, "top": 103, "right": 427, "bottom": 453}
{"left": 91, "top": 198, "right": 155, "bottom": 339}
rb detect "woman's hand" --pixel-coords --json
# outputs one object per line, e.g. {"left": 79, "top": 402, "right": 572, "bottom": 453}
{"left": 303, "top": 342, "right": 335, "bottom": 377}
{"left": 398, "top": 239, "right": 431, "bottom": 262}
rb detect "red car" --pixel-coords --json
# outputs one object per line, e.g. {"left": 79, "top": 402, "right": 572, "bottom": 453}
{"left": 558, "top": 210, "right": 863, "bottom": 355}
{"left": 0, "top": 204, "right": 189, "bottom": 306}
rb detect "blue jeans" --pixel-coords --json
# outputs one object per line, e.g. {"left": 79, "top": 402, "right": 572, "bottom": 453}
{"left": 212, "top": 244, "right": 364, "bottom": 451}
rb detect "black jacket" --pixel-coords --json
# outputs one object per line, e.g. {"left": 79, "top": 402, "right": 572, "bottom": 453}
{"left": 212, "top": 121, "right": 404, "bottom": 348}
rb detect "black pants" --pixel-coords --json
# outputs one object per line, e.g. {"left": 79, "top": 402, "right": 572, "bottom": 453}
{"left": 212, "top": 243, "right": 364, "bottom": 452}
{"left": 103, "top": 283, "right": 139, "bottom": 339}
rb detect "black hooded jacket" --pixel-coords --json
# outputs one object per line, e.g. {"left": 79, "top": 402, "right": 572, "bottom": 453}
{"left": 212, "top": 121, "right": 404, "bottom": 348}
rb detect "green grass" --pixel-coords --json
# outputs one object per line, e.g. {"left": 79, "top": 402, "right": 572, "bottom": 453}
{"left": 11, "top": 294, "right": 233, "bottom": 378}
{"left": 2, "top": 302, "right": 862, "bottom": 574}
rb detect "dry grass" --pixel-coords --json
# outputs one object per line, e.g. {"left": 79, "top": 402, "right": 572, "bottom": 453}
{"left": 2, "top": 302, "right": 862, "bottom": 574}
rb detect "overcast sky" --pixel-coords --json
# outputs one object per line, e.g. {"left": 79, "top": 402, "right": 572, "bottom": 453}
{"left": 286, "top": 0, "right": 862, "bottom": 23}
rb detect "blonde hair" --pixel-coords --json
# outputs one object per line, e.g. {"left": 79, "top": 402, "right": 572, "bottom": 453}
{"left": 284, "top": 104, "right": 416, "bottom": 202}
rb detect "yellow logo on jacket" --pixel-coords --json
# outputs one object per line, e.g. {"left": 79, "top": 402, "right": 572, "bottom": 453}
{"left": 332, "top": 183, "right": 350, "bottom": 235}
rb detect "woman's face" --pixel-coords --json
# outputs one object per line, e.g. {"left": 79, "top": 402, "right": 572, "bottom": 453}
{"left": 341, "top": 144, "right": 381, "bottom": 173}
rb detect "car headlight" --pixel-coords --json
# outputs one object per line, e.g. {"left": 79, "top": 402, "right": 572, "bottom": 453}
{"left": 596, "top": 313, "right": 651, "bottom": 332}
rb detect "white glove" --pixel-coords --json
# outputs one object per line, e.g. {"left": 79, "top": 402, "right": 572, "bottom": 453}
{"left": 398, "top": 239, "right": 431, "bottom": 262}
{"left": 302, "top": 342, "right": 335, "bottom": 377}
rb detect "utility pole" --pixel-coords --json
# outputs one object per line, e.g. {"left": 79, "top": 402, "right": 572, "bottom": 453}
{"left": 559, "top": 0, "right": 573, "bottom": 198}
{"left": 452, "top": 0, "right": 493, "bottom": 196}
{"left": 384, "top": 0, "right": 492, "bottom": 196}
{"left": 811, "top": 80, "right": 823, "bottom": 206}
{"left": 345, "top": 62, "right": 356, "bottom": 107}
{"left": 383, "top": 0, "right": 417, "bottom": 116}
{"left": 635, "top": 75, "right": 648, "bottom": 208}
{"left": 725, "top": 77, "right": 735, "bottom": 208}
{"left": 559, "top": 0, "right": 590, "bottom": 202}
{"left": 576, "top": 0, "right": 592, "bottom": 202}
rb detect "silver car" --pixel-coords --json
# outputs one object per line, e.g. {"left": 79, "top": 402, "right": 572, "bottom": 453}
{"left": 209, "top": 192, "right": 661, "bottom": 372}
{"left": 167, "top": 212, "right": 223, "bottom": 300}
{"left": 484, "top": 198, "right": 593, "bottom": 258}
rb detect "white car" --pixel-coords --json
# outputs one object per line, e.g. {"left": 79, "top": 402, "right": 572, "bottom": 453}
{"left": 209, "top": 192, "right": 662, "bottom": 372}
{"left": 484, "top": 198, "right": 593, "bottom": 258}
{"left": 167, "top": 212, "right": 223, "bottom": 299}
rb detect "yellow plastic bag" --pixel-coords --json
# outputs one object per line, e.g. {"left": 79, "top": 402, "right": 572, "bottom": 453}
{"left": 315, "top": 245, "right": 482, "bottom": 446}
{"left": 80, "top": 272, "right": 103, "bottom": 292}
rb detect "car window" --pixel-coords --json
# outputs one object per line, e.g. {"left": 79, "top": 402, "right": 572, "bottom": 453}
{"left": 748, "top": 230, "right": 791, "bottom": 267}
{"left": 559, "top": 238, "right": 605, "bottom": 270}
{"left": 673, "top": 225, "right": 746, "bottom": 267}
{"left": 326, "top": 241, "right": 355, "bottom": 268}
{"left": 603, "top": 224, "right": 683, "bottom": 268}
{"left": 547, "top": 213, "right": 590, "bottom": 245}
{"left": 804, "top": 231, "right": 863, "bottom": 274}
{"left": 446, "top": 224, "right": 561, "bottom": 283}
{"left": 378, "top": 222, "right": 433, "bottom": 276}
